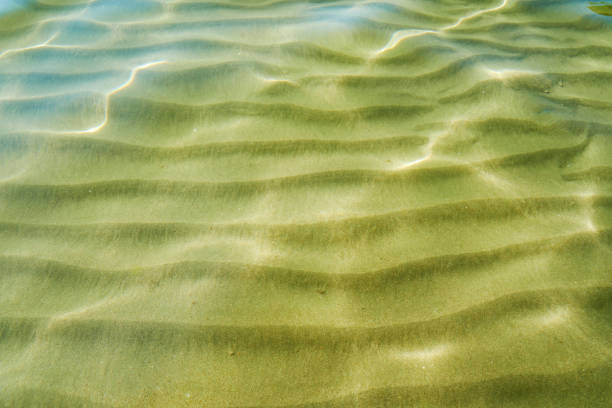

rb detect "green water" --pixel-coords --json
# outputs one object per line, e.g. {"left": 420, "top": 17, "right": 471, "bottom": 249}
{"left": 0, "top": 0, "right": 611, "bottom": 406}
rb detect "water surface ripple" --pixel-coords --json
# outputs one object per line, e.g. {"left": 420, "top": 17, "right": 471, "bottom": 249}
{"left": 1, "top": 0, "right": 611, "bottom": 406}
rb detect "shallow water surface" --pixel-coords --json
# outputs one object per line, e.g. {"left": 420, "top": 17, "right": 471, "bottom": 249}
{"left": 0, "top": 0, "right": 611, "bottom": 407}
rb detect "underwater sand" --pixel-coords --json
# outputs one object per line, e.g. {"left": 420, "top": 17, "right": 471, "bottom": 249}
{"left": 0, "top": 0, "right": 611, "bottom": 406}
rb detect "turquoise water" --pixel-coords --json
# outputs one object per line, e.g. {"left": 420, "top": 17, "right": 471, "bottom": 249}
{"left": 0, "top": 1, "right": 611, "bottom": 407}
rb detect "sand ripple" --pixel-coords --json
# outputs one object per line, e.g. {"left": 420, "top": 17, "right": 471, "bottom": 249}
{"left": 1, "top": 0, "right": 611, "bottom": 406}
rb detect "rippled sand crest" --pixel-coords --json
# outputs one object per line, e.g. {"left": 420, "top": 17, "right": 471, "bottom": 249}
{"left": 1, "top": 0, "right": 611, "bottom": 406}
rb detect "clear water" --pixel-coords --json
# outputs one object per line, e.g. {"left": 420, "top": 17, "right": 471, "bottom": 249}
{"left": 0, "top": 0, "right": 611, "bottom": 406}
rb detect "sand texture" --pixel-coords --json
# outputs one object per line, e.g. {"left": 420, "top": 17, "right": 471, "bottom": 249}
{"left": 0, "top": 0, "right": 611, "bottom": 406}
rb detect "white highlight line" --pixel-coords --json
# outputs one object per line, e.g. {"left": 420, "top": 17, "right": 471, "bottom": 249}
{"left": 0, "top": 32, "right": 59, "bottom": 60}
{"left": 77, "top": 60, "right": 167, "bottom": 134}
{"left": 394, "top": 130, "right": 444, "bottom": 170}
{"left": 374, "top": 0, "right": 510, "bottom": 56}
{"left": 375, "top": 29, "right": 436, "bottom": 55}
{"left": 445, "top": 0, "right": 510, "bottom": 31}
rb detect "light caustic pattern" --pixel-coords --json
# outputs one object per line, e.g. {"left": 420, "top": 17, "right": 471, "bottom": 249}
{"left": 374, "top": 0, "right": 510, "bottom": 55}
{"left": 77, "top": 60, "right": 167, "bottom": 134}
{"left": 0, "top": 0, "right": 611, "bottom": 407}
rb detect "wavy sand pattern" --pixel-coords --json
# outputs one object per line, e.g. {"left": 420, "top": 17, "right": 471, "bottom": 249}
{"left": 1, "top": 0, "right": 611, "bottom": 406}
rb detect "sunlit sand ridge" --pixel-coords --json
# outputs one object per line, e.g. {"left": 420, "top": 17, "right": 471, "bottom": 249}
{"left": 0, "top": 0, "right": 611, "bottom": 406}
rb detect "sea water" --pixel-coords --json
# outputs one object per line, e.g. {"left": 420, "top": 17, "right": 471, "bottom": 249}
{"left": 0, "top": 1, "right": 611, "bottom": 406}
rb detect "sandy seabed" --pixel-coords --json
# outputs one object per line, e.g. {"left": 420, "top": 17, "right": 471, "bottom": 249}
{"left": 0, "top": 0, "right": 611, "bottom": 406}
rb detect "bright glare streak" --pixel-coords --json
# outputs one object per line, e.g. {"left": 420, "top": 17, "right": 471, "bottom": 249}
{"left": 444, "top": 0, "right": 510, "bottom": 31}
{"left": 77, "top": 60, "right": 167, "bottom": 134}
{"left": 482, "top": 67, "right": 540, "bottom": 79}
{"left": 374, "top": 0, "right": 510, "bottom": 56}
{"left": 0, "top": 32, "right": 59, "bottom": 60}
{"left": 394, "top": 130, "right": 444, "bottom": 170}
{"left": 395, "top": 154, "right": 432, "bottom": 169}
{"left": 375, "top": 29, "right": 436, "bottom": 55}
{"left": 257, "top": 75, "right": 298, "bottom": 85}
